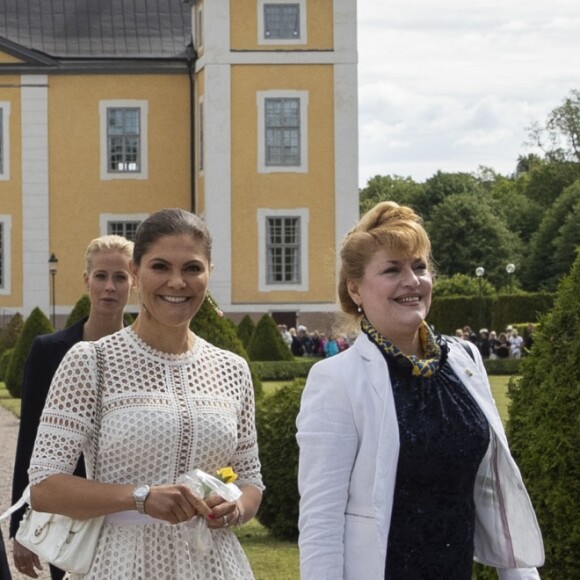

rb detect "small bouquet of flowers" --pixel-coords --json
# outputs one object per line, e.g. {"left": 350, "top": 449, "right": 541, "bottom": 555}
{"left": 177, "top": 467, "right": 242, "bottom": 554}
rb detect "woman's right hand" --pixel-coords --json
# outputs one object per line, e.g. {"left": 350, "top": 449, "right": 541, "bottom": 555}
{"left": 13, "top": 539, "right": 43, "bottom": 578}
{"left": 141, "top": 484, "right": 212, "bottom": 525}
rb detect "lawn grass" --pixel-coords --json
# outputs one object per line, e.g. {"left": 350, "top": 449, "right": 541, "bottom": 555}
{"left": 0, "top": 377, "right": 513, "bottom": 579}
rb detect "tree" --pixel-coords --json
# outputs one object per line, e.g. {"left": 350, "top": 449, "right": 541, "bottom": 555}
{"left": 360, "top": 175, "right": 424, "bottom": 216}
{"left": 427, "top": 194, "right": 522, "bottom": 288}
{"left": 521, "top": 181, "right": 580, "bottom": 291}
{"left": 5, "top": 308, "right": 53, "bottom": 398}
{"left": 66, "top": 295, "right": 91, "bottom": 327}
{"left": 522, "top": 160, "right": 580, "bottom": 208}
{"left": 506, "top": 251, "right": 580, "bottom": 579}
{"left": 527, "top": 89, "right": 580, "bottom": 162}
{"left": 246, "top": 314, "right": 294, "bottom": 362}
{"left": 432, "top": 274, "right": 496, "bottom": 298}
{"left": 0, "top": 312, "right": 24, "bottom": 355}
{"left": 236, "top": 315, "right": 255, "bottom": 349}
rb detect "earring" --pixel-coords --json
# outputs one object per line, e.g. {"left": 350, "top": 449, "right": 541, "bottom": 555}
{"left": 357, "top": 304, "right": 362, "bottom": 313}
{"left": 206, "top": 294, "right": 224, "bottom": 317}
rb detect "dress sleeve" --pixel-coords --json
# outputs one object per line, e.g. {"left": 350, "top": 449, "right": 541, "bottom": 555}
{"left": 230, "top": 358, "right": 264, "bottom": 491}
{"left": 28, "top": 342, "right": 99, "bottom": 486}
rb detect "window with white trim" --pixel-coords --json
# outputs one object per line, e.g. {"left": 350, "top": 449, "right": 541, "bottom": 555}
{"left": 258, "top": 208, "right": 309, "bottom": 291}
{"left": 258, "top": 0, "right": 306, "bottom": 45}
{"left": 99, "top": 101, "right": 148, "bottom": 180}
{"left": 0, "top": 215, "right": 11, "bottom": 294}
{"left": 100, "top": 213, "right": 148, "bottom": 241}
{"left": 257, "top": 91, "right": 308, "bottom": 173}
{"left": 0, "top": 102, "right": 10, "bottom": 180}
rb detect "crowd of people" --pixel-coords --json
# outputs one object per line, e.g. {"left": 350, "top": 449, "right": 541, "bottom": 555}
{"left": 277, "top": 324, "right": 352, "bottom": 359}
{"left": 457, "top": 323, "right": 534, "bottom": 360}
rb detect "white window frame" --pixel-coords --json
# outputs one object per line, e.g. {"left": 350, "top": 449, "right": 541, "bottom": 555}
{"left": 257, "top": 90, "right": 308, "bottom": 174}
{"left": 258, "top": 208, "right": 309, "bottom": 292}
{"left": 99, "top": 100, "right": 148, "bottom": 180}
{"left": 197, "top": 5, "right": 204, "bottom": 51}
{"left": 100, "top": 213, "right": 149, "bottom": 240}
{"left": 258, "top": 0, "right": 307, "bottom": 45}
{"left": 0, "top": 102, "right": 11, "bottom": 180}
{"left": 0, "top": 215, "right": 12, "bottom": 294}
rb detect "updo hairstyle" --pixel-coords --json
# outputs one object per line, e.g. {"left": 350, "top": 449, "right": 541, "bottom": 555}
{"left": 338, "top": 201, "right": 432, "bottom": 316}
{"left": 133, "top": 208, "right": 212, "bottom": 266}
{"left": 85, "top": 235, "right": 134, "bottom": 273}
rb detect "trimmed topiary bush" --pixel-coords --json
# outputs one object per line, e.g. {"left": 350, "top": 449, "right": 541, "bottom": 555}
{"left": 255, "top": 379, "right": 304, "bottom": 540}
{"left": 190, "top": 295, "right": 263, "bottom": 398}
{"left": 66, "top": 295, "right": 91, "bottom": 327}
{"left": 0, "top": 348, "right": 14, "bottom": 382}
{"left": 247, "top": 314, "right": 294, "bottom": 362}
{"left": 504, "top": 252, "right": 580, "bottom": 579}
{"left": 0, "top": 312, "right": 24, "bottom": 355}
{"left": 236, "top": 314, "right": 255, "bottom": 349}
{"left": 5, "top": 308, "right": 53, "bottom": 398}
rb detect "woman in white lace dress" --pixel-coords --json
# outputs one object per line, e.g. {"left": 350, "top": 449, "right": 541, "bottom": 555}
{"left": 28, "top": 208, "right": 264, "bottom": 579}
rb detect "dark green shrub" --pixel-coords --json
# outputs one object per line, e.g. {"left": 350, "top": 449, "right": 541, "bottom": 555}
{"left": 66, "top": 295, "right": 90, "bottom": 327}
{"left": 252, "top": 359, "right": 317, "bottom": 381}
{"left": 505, "top": 252, "right": 580, "bottom": 579}
{"left": 0, "top": 312, "right": 24, "bottom": 355}
{"left": 255, "top": 380, "right": 304, "bottom": 540}
{"left": 190, "top": 295, "right": 263, "bottom": 398}
{"left": 483, "top": 358, "right": 520, "bottom": 375}
{"left": 428, "top": 296, "right": 494, "bottom": 335}
{"left": 236, "top": 314, "right": 255, "bottom": 349}
{"left": 5, "top": 308, "right": 53, "bottom": 398}
{"left": 0, "top": 348, "right": 14, "bottom": 382}
{"left": 247, "top": 314, "right": 294, "bottom": 362}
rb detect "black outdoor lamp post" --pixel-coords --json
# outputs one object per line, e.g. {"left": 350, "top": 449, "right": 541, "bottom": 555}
{"left": 475, "top": 266, "right": 485, "bottom": 329}
{"left": 49, "top": 253, "right": 58, "bottom": 327}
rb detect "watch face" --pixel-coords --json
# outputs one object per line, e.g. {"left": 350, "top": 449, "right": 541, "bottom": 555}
{"left": 134, "top": 485, "right": 149, "bottom": 501}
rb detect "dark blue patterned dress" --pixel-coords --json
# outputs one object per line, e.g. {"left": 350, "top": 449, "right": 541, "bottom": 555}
{"left": 362, "top": 321, "right": 490, "bottom": 579}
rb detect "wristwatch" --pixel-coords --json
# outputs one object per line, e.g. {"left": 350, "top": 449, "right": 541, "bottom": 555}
{"left": 132, "top": 485, "right": 151, "bottom": 514}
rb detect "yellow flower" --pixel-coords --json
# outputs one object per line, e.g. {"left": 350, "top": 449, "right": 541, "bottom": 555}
{"left": 216, "top": 467, "right": 237, "bottom": 484}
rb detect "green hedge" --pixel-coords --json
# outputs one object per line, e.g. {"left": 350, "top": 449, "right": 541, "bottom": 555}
{"left": 252, "top": 359, "right": 317, "bottom": 381}
{"left": 429, "top": 293, "right": 554, "bottom": 335}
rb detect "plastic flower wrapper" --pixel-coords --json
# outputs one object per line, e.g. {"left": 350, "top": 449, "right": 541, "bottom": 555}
{"left": 177, "top": 467, "right": 242, "bottom": 554}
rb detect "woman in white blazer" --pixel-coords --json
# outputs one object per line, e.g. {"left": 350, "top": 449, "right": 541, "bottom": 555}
{"left": 296, "top": 202, "right": 543, "bottom": 580}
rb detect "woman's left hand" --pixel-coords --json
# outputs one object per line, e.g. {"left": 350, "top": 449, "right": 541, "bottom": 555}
{"left": 204, "top": 495, "right": 239, "bottom": 530}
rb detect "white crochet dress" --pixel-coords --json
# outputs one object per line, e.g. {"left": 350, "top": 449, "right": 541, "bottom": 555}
{"left": 29, "top": 327, "right": 264, "bottom": 579}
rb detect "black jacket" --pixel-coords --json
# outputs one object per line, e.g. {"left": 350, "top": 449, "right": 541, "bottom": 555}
{"left": 10, "top": 319, "right": 87, "bottom": 539}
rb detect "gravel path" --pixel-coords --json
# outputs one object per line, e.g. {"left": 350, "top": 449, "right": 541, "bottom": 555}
{"left": 1, "top": 405, "right": 51, "bottom": 580}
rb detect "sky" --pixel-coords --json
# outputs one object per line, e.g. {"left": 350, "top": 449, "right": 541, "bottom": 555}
{"left": 357, "top": 0, "right": 580, "bottom": 186}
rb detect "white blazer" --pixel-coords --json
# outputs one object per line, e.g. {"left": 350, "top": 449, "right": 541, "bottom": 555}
{"left": 296, "top": 333, "right": 544, "bottom": 580}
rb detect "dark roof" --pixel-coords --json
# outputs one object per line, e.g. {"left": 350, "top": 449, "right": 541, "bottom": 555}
{"left": 0, "top": 0, "right": 191, "bottom": 59}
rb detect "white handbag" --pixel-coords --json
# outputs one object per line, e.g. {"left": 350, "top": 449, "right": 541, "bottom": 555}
{"left": 2, "top": 344, "right": 107, "bottom": 574}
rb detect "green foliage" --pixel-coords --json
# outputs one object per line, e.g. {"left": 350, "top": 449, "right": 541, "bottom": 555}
{"left": 66, "top": 295, "right": 91, "bottom": 327}
{"left": 359, "top": 174, "right": 425, "bottom": 216}
{"left": 433, "top": 274, "right": 496, "bottom": 298}
{"left": 5, "top": 308, "right": 53, "bottom": 398}
{"left": 428, "top": 296, "right": 494, "bottom": 335}
{"left": 0, "top": 348, "right": 14, "bottom": 381}
{"left": 190, "top": 295, "right": 263, "bottom": 398}
{"left": 471, "top": 562, "right": 498, "bottom": 580}
{"left": 427, "top": 193, "right": 522, "bottom": 288}
{"left": 237, "top": 315, "right": 256, "bottom": 349}
{"left": 506, "top": 251, "right": 580, "bottom": 579}
{"left": 247, "top": 314, "right": 294, "bottom": 362}
{"left": 521, "top": 181, "right": 580, "bottom": 291}
{"left": 255, "top": 380, "right": 305, "bottom": 540}
{"left": 491, "top": 293, "right": 555, "bottom": 333}
{"left": 0, "top": 312, "right": 24, "bottom": 355}
{"left": 252, "top": 359, "right": 317, "bottom": 381}
{"left": 523, "top": 161, "right": 580, "bottom": 207}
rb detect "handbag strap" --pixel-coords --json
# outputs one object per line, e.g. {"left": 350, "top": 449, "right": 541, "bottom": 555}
{"left": 91, "top": 343, "right": 106, "bottom": 479}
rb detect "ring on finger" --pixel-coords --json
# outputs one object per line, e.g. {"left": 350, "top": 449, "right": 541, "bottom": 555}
{"left": 223, "top": 515, "right": 229, "bottom": 527}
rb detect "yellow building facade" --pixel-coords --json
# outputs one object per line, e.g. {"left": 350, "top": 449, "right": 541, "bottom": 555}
{"left": 0, "top": 0, "right": 358, "bottom": 331}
